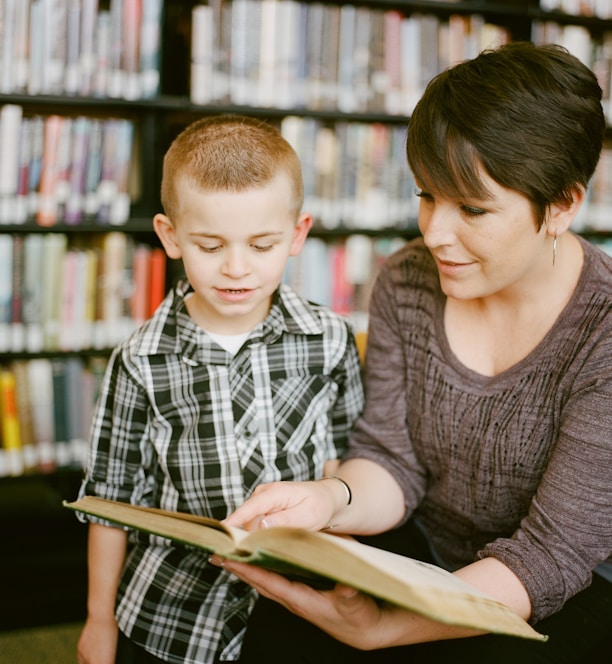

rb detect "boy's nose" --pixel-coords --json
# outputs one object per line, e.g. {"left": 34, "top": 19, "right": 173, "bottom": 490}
{"left": 222, "top": 249, "right": 250, "bottom": 277}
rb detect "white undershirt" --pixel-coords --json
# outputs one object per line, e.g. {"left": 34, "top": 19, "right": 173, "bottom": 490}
{"left": 205, "top": 330, "right": 250, "bottom": 355}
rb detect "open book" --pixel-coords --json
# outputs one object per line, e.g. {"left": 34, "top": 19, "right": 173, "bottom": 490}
{"left": 64, "top": 496, "right": 545, "bottom": 642}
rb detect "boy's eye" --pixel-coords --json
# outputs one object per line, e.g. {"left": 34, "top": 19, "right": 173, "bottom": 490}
{"left": 252, "top": 243, "right": 274, "bottom": 252}
{"left": 199, "top": 244, "right": 222, "bottom": 253}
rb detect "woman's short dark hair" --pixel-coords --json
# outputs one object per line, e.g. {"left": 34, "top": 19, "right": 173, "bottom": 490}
{"left": 406, "top": 42, "right": 605, "bottom": 228}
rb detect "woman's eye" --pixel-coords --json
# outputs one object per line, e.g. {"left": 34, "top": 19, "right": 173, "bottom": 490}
{"left": 415, "top": 189, "right": 434, "bottom": 202}
{"left": 461, "top": 205, "right": 487, "bottom": 217}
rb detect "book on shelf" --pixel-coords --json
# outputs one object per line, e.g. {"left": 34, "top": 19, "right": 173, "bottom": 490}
{"left": 41, "top": 233, "right": 68, "bottom": 350}
{"left": 0, "top": 0, "right": 160, "bottom": 100}
{"left": 148, "top": 247, "right": 167, "bottom": 318}
{"left": 0, "top": 235, "right": 13, "bottom": 353}
{"left": 27, "top": 358, "right": 56, "bottom": 473}
{"left": 190, "top": 4, "right": 215, "bottom": 105}
{"left": 139, "top": 0, "right": 163, "bottom": 98}
{"left": 0, "top": 104, "right": 22, "bottom": 223}
{"left": 78, "top": 0, "right": 99, "bottom": 96}
{"left": 11, "top": 360, "right": 38, "bottom": 472}
{"left": 64, "top": 495, "right": 546, "bottom": 643}
{"left": 0, "top": 366, "right": 24, "bottom": 477}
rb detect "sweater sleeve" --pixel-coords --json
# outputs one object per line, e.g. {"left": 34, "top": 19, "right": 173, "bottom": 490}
{"left": 344, "top": 256, "right": 428, "bottom": 518}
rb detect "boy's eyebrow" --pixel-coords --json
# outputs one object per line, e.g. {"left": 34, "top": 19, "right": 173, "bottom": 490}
{"left": 188, "top": 231, "right": 285, "bottom": 240}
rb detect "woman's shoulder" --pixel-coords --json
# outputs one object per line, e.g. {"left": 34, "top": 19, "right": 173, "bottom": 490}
{"left": 579, "top": 236, "right": 612, "bottom": 287}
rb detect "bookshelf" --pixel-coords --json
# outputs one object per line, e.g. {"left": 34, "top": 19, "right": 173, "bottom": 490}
{"left": 0, "top": 0, "right": 611, "bottom": 630}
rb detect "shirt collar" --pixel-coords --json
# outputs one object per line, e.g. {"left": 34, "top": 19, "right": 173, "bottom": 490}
{"left": 133, "top": 281, "right": 324, "bottom": 363}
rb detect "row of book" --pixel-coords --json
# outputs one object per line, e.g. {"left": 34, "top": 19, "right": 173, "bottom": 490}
{"left": 280, "top": 114, "right": 612, "bottom": 233}
{"left": 0, "top": 106, "right": 136, "bottom": 226}
{"left": 190, "top": 3, "right": 511, "bottom": 114}
{"left": 284, "top": 234, "right": 406, "bottom": 332}
{"left": 540, "top": 0, "right": 612, "bottom": 18}
{"left": 0, "top": 356, "right": 107, "bottom": 477}
{"left": 280, "top": 117, "right": 418, "bottom": 230}
{"left": 0, "top": 0, "right": 163, "bottom": 100}
{"left": 0, "top": 232, "right": 166, "bottom": 354}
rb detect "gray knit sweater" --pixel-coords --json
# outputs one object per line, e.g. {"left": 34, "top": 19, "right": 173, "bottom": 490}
{"left": 345, "top": 236, "right": 612, "bottom": 624}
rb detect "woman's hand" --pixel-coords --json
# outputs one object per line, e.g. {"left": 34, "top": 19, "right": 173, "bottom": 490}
{"left": 224, "top": 479, "right": 344, "bottom": 531}
{"left": 213, "top": 558, "right": 412, "bottom": 650}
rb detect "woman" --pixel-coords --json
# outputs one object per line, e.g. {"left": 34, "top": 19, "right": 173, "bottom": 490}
{"left": 218, "top": 42, "right": 612, "bottom": 663}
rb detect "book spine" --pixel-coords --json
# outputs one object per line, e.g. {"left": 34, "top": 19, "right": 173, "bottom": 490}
{"left": 0, "top": 0, "right": 17, "bottom": 94}
{"left": 22, "top": 233, "right": 44, "bottom": 352}
{"left": 27, "top": 358, "right": 56, "bottom": 472}
{"left": 65, "top": 0, "right": 82, "bottom": 95}
{"left": 65, "top": 116, "right": 91, "bottom": 225}
{"left": 121, "top": 0, "right": 142, "bottom": 100}
{"left": 0, "top": 104, "right": 23, "bottom": 223}
{"left": 36, "top": 115, "right": 63, "bottom": 227}
{"left": 41, "top": 0, "right": 68, "bottom": 95}
{"left": 130, "top": 243, "right": 151, "bottom": 326}
{"left": 10, "top": 234, "right": 24, "bottom": 352}
{"left": 11, "top": 360, "right": 38, "bottom": 472}
{"left": 148, "top": 247, "right": 166, "bottom": 318}
{"left": 139, "top": 0, "right": 162, "bottom": 98}
{"left": 51, "top": 359, "right": 71, "bottom": 468}
{"left": 79, "top": 0, "right": 99, "bottom": 96}
{"left": 190, "top": 5, "right": 214, "bottom": 105}
{"left": 0, "top": 234, "right": 13, "bottom": 353}
{"left": 108, "top": 119, "right": 134, "bottom": 225}
{"left": 0, "top": 366, "right": 24, "bottom": 476}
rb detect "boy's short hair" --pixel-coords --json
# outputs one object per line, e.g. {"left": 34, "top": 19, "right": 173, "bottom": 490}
{"left": 161, "top": 115, "right": 304, "bottom": 220}
{"left": 406, "top": 42, "right": 605, "bottom": 228}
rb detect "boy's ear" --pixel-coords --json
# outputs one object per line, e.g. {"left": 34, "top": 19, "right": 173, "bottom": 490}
{"left": 546, "top": 187, "right": 585, "bottom": 238}
{"left": 289, "top": 212, "right": 313, "bottom": 256}
{"left": 153, "top": 213, "right": 182, "bottom": 260}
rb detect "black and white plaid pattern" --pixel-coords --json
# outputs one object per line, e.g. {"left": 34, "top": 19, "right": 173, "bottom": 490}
{"left": 80, "top": 280, "right": 364, "bottom": 663}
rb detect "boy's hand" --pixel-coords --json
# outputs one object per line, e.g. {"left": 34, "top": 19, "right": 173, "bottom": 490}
{"left": 224, "top": 479, "right": 343, "bottom": 532}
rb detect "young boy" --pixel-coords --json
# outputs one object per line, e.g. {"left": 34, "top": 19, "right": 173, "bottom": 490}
{"left": 76, "top": 115, "right": 364, "bottom": 664}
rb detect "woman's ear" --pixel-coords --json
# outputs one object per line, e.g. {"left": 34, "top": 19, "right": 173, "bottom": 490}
{"left": 153, "top": 213, "right": 182, "bottom": 260}
{"left": 546, "top": 188, "right": 585, "bottom": 238}
{"left": 289, "top": 212, "right": 313, "bottom": 256}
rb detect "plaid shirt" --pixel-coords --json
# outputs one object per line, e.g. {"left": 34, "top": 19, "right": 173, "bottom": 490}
{"left": 79, "top": 280, "right": 364, "bottom": 663}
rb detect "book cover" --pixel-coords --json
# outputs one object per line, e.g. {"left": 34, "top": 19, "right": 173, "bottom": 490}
{"left": 64, "top": 496, "right": 546, "bottom": 643}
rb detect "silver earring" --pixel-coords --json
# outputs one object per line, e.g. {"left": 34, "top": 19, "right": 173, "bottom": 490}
{"left": 552, "top": 235, "right": 557, "bottom": 267}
